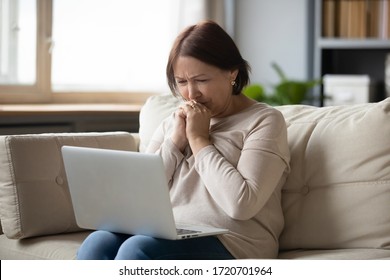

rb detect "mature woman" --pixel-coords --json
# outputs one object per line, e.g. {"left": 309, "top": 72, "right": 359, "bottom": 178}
{"left": 77, "top": 20, "right": 290, "bottom": 260}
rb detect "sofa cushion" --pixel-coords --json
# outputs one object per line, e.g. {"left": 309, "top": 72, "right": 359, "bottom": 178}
{"left": 277, "top": 98, "right": 390, "bottom": 250}
{"left": 278, "top": 248, "right": 390, "bottom": 260}
{"left": 139, "top": 94, "right": 181, "bottom": 152}
{"left": 0, "top": 231, "right": 91, "bottom": 260}
{"left": 0, "top": 132, "right": 137, "bottom": 239}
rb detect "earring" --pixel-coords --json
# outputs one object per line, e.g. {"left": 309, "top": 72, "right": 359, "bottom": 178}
{"left": 231, "top": 80, "right": 236, "bottom": 86}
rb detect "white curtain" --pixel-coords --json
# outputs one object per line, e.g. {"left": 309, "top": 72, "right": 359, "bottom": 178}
{"left": 177, "top": 0, "right": 234, "bottom": 37}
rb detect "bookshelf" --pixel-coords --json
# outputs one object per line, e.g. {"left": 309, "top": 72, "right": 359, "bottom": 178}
{"left": 313, "top": 0, "right": 390, "bottom": 106}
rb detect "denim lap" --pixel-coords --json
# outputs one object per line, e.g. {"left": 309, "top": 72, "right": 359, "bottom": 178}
{"left": 77, "top": 230, "right": 234, "bottom": 260}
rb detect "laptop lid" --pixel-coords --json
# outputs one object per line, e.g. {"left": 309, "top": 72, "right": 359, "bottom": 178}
{"left": 61, "top": 146, "right": 228, "bottom": 240}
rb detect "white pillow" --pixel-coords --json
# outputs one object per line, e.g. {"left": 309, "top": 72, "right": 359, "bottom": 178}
{"left": 139, "top": 94, "right": 182, "bottom": 152}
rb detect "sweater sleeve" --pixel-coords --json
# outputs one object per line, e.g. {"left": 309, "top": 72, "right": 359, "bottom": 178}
{"left": 146, "top": 117, "right": 185, "bottom": 186}
{"left": 194, "top": 111, "right": 290, "bottom": 221}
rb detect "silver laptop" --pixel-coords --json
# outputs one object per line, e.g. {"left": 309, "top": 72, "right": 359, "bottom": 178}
{"left": 61, "top": 146, "right": 228, "bottom": 240}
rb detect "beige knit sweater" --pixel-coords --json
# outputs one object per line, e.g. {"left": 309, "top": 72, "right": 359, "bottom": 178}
{"left": 146, "top": 102, "right": 290, "bottom": 259}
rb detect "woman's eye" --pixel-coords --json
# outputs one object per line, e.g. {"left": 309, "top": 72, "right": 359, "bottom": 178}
{"left": 177, "top": 80, "right": 187, "bottom": 85}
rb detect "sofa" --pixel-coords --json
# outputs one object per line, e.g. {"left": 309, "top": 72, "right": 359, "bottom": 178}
{"left": 0, "top": 95, "right": 389, "bottom": 260}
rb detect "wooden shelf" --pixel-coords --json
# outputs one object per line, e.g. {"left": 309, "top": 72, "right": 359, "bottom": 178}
{"left": 317, "top": 38, "right": 390, "bottom": 49}
{"left": 313, "top": 0, "right": 390, "bottom": 106}
{"left": 0, "top": 103, "right": 142, "bottom": 116}
{"left": 0, "top": 103, "right": 142, "bottom": 135}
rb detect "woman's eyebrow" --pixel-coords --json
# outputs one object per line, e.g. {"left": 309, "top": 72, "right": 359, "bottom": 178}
{"left": 175, "top": 74, "right": 207, "bottom": 80}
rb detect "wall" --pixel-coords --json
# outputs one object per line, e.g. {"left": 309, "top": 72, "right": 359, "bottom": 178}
{"left": 235, "top": 0, "right": 311, "bottom": 89}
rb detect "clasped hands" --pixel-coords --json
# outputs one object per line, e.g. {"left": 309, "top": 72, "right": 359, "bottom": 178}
{"left": 171, "top": 100, "right": 212, "bottom": 155}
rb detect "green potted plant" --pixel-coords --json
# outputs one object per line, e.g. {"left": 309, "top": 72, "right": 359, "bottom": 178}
{"left": 243, "top": 62, "right": 320, "bottom": 106}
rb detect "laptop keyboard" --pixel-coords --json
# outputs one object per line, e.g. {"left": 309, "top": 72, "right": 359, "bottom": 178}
{"left": 176, "top": 228, "right": 201, "bottom": 235}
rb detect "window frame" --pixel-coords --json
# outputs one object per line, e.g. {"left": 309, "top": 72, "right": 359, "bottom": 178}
{"left": 0, "top": 0, "right": 153, "bottom": 104}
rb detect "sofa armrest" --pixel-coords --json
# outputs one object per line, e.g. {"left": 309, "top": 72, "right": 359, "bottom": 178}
{"left": 0, "top": 132, "right": 137, "bottom": 239}
{"left": 131, "top": 133, "right": 140, "bottom": 152}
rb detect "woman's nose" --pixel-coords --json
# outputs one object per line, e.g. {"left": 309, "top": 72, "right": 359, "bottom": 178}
{"left": 188, "top": 83, "right": 200, "bottom": 100}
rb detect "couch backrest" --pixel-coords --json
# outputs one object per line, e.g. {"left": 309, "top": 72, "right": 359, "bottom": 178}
{"left": 0, "top": 132, "right": 137, "bottom": 239}
{"left": 138, "top": 94, "right": 181, "bottom": 152}
{"left": 139, "top": 95, "right": 390, "bottom": 251}
{"left": 277, "top": 98, "right": 390, "bottom": 251}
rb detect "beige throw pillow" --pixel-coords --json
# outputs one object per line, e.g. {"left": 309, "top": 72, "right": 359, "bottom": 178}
{"left": 0, "top": 132, "right": 136, "bottom": 239}
{"left": 278, "top": 98, "right": 390, "bottom": 250}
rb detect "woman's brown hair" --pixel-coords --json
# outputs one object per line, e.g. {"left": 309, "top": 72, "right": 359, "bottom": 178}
{"left": 166, "top": 20, "right": 251, "bottom": 96}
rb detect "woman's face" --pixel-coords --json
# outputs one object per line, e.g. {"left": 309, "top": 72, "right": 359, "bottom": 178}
{"left": 173, "top": 56, "right": 238, "bottom": 117}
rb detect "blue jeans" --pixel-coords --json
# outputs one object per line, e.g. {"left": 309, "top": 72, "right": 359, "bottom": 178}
{"left": 77, "top": 230, "right": 234, "bottom": 260}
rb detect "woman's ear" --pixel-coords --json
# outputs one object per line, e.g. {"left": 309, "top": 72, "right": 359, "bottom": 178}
{"left": 230, "top": 69, "right": 239, "bottom": 81}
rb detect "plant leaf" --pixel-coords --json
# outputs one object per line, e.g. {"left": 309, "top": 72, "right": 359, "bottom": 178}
{"left": 272, "top": 62, "right": 287, "bottom": 81}
{"left": 243, "top": 84, "right": 265, "bottom": 101}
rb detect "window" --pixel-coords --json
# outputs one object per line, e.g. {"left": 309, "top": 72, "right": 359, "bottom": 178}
{"left": 0, "top": 0, "right": 219, "bottom": 104}
{"left": 0, "top": 0, "right": 36, "bottom": 85}
{"left": 51, "top": 0, "right": 178, "bottom": 93}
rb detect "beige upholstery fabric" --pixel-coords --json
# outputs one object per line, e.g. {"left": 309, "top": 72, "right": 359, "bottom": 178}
{"left": 0, "top": 231, "right": 91, "bottom": 260}
{"left": 0, "top": 132, "right": 137, "bottom": 239}
{"left": 140, "top": 95, "right": 390, "bottom": 252}
{"left": 278, "top": 248, "right": 390, "bottom": 260}
{"left": 138, "top": 94, "right": 181, "bottom": 152}
{"left": 278, "top": 99, "right": 390, "bottom": 250}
